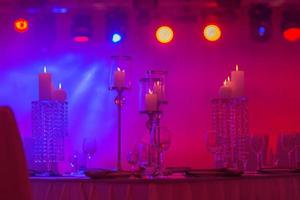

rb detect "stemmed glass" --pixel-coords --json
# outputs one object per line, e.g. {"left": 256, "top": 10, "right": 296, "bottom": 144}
{"left": 206, "top": 131, "right": 222, "bottom": 168}
{"left": 152, "top": 126, "right": 172, "bottom": 176}
{"left": 82, "top": 138, "right": 97, "bottom": 170}
{"left": 127, "top": 148, "right": 139, "bottom": 173}
{"left": 239, "top": 134, "right": 250, "bottom": 172}
{"left": 250, "top": 135, "right": 265, "bottom": 171}
{"left": 281, "top": 133, "right": 297, "bottom": 168}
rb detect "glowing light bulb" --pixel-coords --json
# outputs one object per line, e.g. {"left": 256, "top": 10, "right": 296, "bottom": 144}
{"left": 156, "top": 26, "right": 174, "bottom": 44}
{"left": 14, "top": 18, "right": 29, "bottom": 32}
{"left": 203, "top": 24, "right": 221, "bottom": 42}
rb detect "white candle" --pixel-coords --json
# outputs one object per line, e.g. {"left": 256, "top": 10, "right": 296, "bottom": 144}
{"left": 113, "top": 67, "right": 126, "bottom": 88}
{"left": 231, "top": 64, "right": 245, "bottom": 97}
{"left": 219, "top": 79, "right": 232, "bottom": 98}
{"left": 52, "top": 83, "right": 67, "bottom": 102}
{"left": 38, "top": 66, "right": 52, "bottom": 100}
{"left": 145, "top": 89, "right": 158, "bottom": 112}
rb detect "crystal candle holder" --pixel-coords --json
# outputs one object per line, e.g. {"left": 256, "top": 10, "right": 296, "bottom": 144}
{"left": 139, "top": 70, "right": 168, "bottom": 113}
{"left": 109, "top": 55, "right": 132, "bottom": 91}
{"left": 32, "top": 100, "right": 68, "bottom": 175}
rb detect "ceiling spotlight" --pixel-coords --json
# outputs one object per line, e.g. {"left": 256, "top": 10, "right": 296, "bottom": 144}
{"left": 71, "top": 13, "right": 92, "bottom": 43}
{"left": 112, "top": 33, "right": 122, "bottom": 43}
{"left": 14, "top": 18, "right": 29, "bottom": 33}
{"left": 156, "top": 26, "right": 174, "bottom": 44}
{"left": 282, "top": 6, "right": 300, "bottom": 42}
{"left": 249, "top": 3, "right": 272, "bottom": 42}
{"left": 106, "top": 8, "right": 128, "bottom": 44}
{"left": 203, "top": 24, "right": 222, "bottom": 42}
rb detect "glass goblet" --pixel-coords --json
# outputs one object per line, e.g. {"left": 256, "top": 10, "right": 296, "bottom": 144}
{"left": 153, "top": 126, "right": 172, "bottom": 176}
{"left": 281, "top": 133, "right": 297, "bottom": 168}
{"left": 82, "top": 138, "right": 97, "bottom": 169}
{"left": 250, "top": 135, "right": 265, "bottom": 171}
{"left": 206, "top": 131, "right": 222, "bottom": 168}
{"left": 127, "top": 150, "right": 138, "bottom": 172}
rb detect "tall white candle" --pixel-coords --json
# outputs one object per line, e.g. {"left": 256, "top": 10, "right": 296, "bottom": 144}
{"left": 145, "top": 89, "right": 158, "bottom": 112}
{"left": 231, "top": 64, "right": 245, "bottom": 97}
{"left": 53, "top": 83, "right": 67, "bottom": 102}
{"left": 113, "top": 67, "right": 126, "bottom": 88}
{"left": 38, "top": 66, "right": 52, "bottom": 100}
{"left": 219, "top": 79, "right": 232, "bottom": 98}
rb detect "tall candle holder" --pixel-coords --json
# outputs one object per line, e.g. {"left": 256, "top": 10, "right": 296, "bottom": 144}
{"left": 139, "top": 70, "right": 168, "bottom": 176}
{"left": 109, "top": 55, "right": 131, "bottom": 171}
{"left": 32, "top": 100, "right": 68, "bottom": 175}
{"left": 211, "top": 96, "right": 249, "bottom": 170}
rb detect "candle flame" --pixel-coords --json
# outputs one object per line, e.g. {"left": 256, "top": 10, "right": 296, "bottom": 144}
{"left": 117, "top": 67, "right": 125, "bottom": 72}
{"left": 236, "top": 64, "right": 239, "bottom": 71}
{"left": 59, "top": 83, "right": 62, "bottom": 89}
{"left": 148, "top": 89, "right": 153, "bottom": 94}
{"left": 227, "top": 76, "right": 230, "bottom": 82}
{"left": 155, "top": 81, "right": 160, "bottom": 86}
{"left": 223, "top": 79, "right": 227, "bottom": 86}
{"left": 43, "top": 66, "right": 47, "bottom": 73}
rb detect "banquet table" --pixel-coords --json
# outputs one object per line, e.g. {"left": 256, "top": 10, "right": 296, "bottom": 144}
{"left": 30, "top": 174, "right": 300, "bottom": 200}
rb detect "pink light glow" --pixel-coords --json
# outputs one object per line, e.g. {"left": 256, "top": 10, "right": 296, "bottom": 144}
{"left": 73, "top": 36, "right": 90, "bottom": 43}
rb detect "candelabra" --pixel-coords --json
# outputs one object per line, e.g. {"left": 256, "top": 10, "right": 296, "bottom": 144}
{"left": 139, "top": 70, "right": 168, "bottom": 176}
{"left": 109, "top": 55, "right": 131, "bottom": 171}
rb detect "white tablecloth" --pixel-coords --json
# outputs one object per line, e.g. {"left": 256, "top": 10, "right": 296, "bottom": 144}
{"left": 30, "top": 174, "right": 300, "bottom": 200}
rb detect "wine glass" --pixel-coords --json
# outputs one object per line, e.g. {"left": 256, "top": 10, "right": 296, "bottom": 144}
{"left": 152, "top": 126, "right": 172, "bottom": 176}
{"left": 281, "top": 133, "right": 297, "bottom": 168}
{"left": 68, "top": 151, "right": 83, "bottom": 176}
{"left": 127, "top": 149, "right": 139, "bottom": 173}
{"left": 250, "top": 135, "right": 265, "bottom": 171}
{"left": 82, "top": 138, "right": 97, "bottom": 169}
{"left": 206, "top": 131, "right": 222, "bottom": 168}
{"left": 239, "top": 134, "right": 250, "bottom": 172}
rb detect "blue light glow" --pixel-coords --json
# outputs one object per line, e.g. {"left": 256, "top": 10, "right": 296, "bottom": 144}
{"left": 112, "top": 33, "right": 122, "bottom": 43}
{"left": 52, "top": 6, "right": 68, "bottom": 14}
{"left": 258, "top": 26, "right": 266, "bottom": 37}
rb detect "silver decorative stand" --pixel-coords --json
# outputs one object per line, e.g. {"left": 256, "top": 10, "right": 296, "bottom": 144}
{"left": 32, "top": 100, "right": 68, "bottom": 175}
{"left": 139, "top": 70, "right": 168, "bottom": 176}
{"left": 111, "top": 87, "right": 128, "bottom": 171}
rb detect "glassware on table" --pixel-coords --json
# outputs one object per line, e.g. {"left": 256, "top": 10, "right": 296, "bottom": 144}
{"left": 82, "top": 138, "right": 97, "bottom": 169}
{"left": 281, "top": 133, "right": 297, "bottom": 168}
{"left": 206, "top": 131, "right": 222, "bottom": 168}
{"left": 239, "top": 134, "right": 250, "bottom": 172}
{"left": 250, "top": 135, "right": 266, "bottom": 171}
{"left": 127, "top": 147, "right": 139, "bottom": 172}
{"left": 152, "top": 126, "right": 172, "bottom": 176}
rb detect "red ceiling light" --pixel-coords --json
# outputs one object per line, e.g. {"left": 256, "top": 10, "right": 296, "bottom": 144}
{"left": 283, "top": 27, "right": 300, "bottom": 42}
{"left": 282, "top": 7, "right": 300, "bottom": 42}
{"left": 14, "top": 18, "right": 29, "bottom": 32}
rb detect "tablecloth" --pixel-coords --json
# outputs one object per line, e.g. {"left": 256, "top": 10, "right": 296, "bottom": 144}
{"left": 30, "top": 174, "right": 300, "bottom": 200}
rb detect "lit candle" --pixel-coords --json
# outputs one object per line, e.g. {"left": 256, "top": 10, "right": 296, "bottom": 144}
{"left": 38, "top": 66, "right": 52, "bottom": 100}
{"left": 231, "top": 64, "right": 245, "bottom": 97}
{"left": 52, "top": 83, "right": 67, "bottom": 102}
{"left": 153, "top": 81, "right": 164, "bottom": 101}
{"left": 219, "top": 79, "right": 232, "bottom": 98}
{"left": 113, "top": 67, "right": 126, "bottom": 88}
{"left": 145, "top": 89, "right": 158, "bottom": 112}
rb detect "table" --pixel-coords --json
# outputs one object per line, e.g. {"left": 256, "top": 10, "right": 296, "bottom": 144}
{"left": 30, "top": 174, "right": 300, "bottom": 200}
